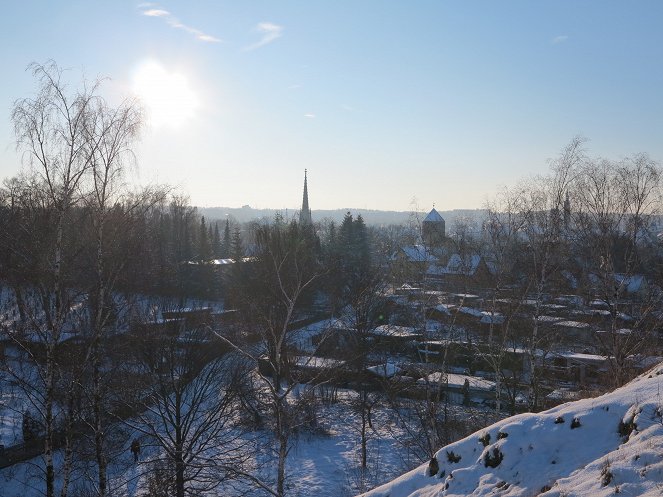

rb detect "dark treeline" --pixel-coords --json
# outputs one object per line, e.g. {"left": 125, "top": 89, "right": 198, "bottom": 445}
{"left": 0, "top": 187, "right": 252, "bottom": 301}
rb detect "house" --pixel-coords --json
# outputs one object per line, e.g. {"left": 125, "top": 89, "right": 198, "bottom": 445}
{"left": 549, "top": 351, "right": 609, "bottom": 385}
{"left": 368, "top": 324, "right": 423, "bottom": 350}
{"left": 553, "top": 320, "right": 593, "bottom": 348}
{"left": 415, "top": 371, "right": 496, "bottom": 405}
{"left": 391, "top": 244, "right": 439, "bottom": 284}
{"left": 391, "top": 245, "right": 438, "bottom": 264}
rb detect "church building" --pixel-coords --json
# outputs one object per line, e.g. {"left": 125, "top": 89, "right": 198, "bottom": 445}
{"left": 299, "top": 169, "right": 312, "bottom": 225}
{"left": 422, "top": 207, "right": 446, "bottom": 247}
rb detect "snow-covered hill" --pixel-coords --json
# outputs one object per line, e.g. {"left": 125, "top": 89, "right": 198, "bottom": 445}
{"left": 361, "top": 364, "right": 663, "bottom": 497}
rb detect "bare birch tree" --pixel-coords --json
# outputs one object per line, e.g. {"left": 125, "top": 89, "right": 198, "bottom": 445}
{"left": 571, "top": 153, "right": 662, "bottom": 386}
{"left": 6, "top": 61, "right": 103, "bottom": 497}
{"left": 218, "top": 217, "right": 321, "bottom": 497}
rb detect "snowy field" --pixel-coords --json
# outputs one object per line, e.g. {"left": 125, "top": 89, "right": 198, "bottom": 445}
{"left": 0, "top": 383, "right": 496, "bottom": 497}
{"left": 0, "top": 316, "right": 492, "bottom": 497}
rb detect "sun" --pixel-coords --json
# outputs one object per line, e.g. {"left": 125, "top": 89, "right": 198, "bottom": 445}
{"left": 132, "top": 61, "right": 200, "bottom": 129}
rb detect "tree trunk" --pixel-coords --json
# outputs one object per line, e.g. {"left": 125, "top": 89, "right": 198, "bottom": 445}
{"left": 360, "top": 397, "right": 367, "bottom": 469}
{"left": 276, "top": 395, "right": 288, "bottom": 497}
{"left": 45, "top": 344, "right": 55, "bottom": 497}
{"left": 93, "top": 359, "right": 107, "bottom": 497}
{"left": 176, "top": 456, "right": 185, "bottom": 497}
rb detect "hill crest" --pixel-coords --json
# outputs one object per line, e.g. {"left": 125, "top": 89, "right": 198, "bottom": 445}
{"left": 361, "top": 364, "right": 663, "bottom": 497}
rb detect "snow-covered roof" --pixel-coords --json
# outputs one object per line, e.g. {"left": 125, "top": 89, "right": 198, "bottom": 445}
{"left": 423, "top": 208, "right": 445, "bottom": 223}
{"left": 370, "top": 325, "right": 420, "bottom": 337}
{"left": 480, "top": 312, "right": 505, "bottom": 325}
{"left": 554, "top": 320, "right": 591, "bottom": 329}
{"left": 595, "top": 328, "right": 633, "bottom": 336}
{"left": 426, "top": 253, "right": 482, "bottom": 276}
{"left": 416, "top": 372, "right": 496, "bottom": 391}
{"left": 293, "top": 356, "right": 346, "bottom": 369}
{"left": 366, "top": 362, "right": 401, "bottom": 378}
{"left": 614, "top": 273, "right": 646, "bottom": 293}
{"left": 557, "top": 351, "right": 607, "bottom": 363}
{"left": 536, "top": 315, "right": 564, "bottom": 323}
{"left": 393, "top": 245, "right": 438, "bottom": 263}
{"left": 545, "top": 388, "right": 581, "bottom": 401}
{"left": 433, "top": 304, "right": 453, "bottom": 315}
{"left": 458, "top": 306, "right": 484, "bottom": 318}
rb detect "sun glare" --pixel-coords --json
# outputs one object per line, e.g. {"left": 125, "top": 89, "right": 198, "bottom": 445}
{"left": 132, "top": 61, "right": 200, "bottom": 129}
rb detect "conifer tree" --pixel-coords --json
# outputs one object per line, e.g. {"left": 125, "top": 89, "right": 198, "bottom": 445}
{"left": 231, "top": 227, "right": 243, "bottom": 263}
{"left": 222, "top": 219, "right": 232, "bottom": 258}
{"left": 354, "top": 214, "right": 371, "bottom": 269}
{"left": 212, "top": 222, "right": 222, "bottom": 258}
{"left": 198, "top": 216, "right": 211, "bottom": 261}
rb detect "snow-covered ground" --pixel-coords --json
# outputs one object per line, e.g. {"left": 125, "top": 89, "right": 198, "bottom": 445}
{"left": 0, "top": 395, "right": 408, "bottom": 497}
{"left": 0, "top": 379, "right": 496, "bottom": 497}
{"left": 361, "top": 362, "right": 663, "bottom": 497}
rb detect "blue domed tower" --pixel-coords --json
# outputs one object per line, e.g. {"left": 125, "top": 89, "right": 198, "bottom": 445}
{"left": 422, "top": 207, "right": 445, "bottom": 246}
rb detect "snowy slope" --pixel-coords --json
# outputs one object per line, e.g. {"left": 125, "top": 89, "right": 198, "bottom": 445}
{"left": 361, "top": 363, "right": 663, "bottom": 497}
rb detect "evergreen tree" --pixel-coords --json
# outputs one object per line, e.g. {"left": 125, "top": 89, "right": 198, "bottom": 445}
{"left": 339, "top": 212, "right": 354, "bottom": 253}
{"left": 198, "top": 216, "right": 211, "bottom": 261}
{"left": 212, "top": 222, "right": 221, "bottom": 258}
{"left": 222, "top": 219, "right": 232, "bottom": 258}
{"left": 231, "top": 227, "right": 243, "bottom": 263}
{"left": 225, "top": 227, "right": 245, "bottom": 307}
{"left": 354, "top": 214, "right": 371, "bottom": 269}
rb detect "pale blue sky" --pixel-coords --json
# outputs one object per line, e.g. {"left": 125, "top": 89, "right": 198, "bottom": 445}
{"left": 1, "top": 1, "right": 661, "bottom": 211}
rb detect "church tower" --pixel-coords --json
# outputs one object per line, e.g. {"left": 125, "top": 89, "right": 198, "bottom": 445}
{"left": 299, "top": 169, "right": 312, "bottom": 225}
{"left": 422, "top": 207, "right": 445, "bottom": 247}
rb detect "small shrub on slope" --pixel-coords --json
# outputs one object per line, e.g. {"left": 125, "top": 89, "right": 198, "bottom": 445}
{"left": 484, "top": 447, "right": 504, "bottom": 468}
{"left": 428, "top": 456, "right": 439, "bottom": 477}
{"left": 600, "top": 458, "right": 613, "bottom": 487}
{"left": 446, "top": 451, "right": 461, "bottom": 463}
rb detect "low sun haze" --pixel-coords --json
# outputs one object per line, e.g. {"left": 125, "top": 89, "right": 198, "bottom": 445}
{"left": 0, "top": 1, "right": 661, "bottom": 211}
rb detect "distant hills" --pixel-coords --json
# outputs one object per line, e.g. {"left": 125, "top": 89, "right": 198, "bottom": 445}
{"left": 199, "top": 206, "right": 488, "bottom": 227}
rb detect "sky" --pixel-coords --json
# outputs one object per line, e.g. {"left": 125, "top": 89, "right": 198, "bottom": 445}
{"left": 0, "top": 1, "right": 662, "bottom": 212}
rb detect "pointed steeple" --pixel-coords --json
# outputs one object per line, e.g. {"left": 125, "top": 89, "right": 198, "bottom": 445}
{"left": 299, "top": 169, "right": 312, "bottom": 225}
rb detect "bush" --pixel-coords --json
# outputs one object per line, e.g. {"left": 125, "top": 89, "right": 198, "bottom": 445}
{"left": 428, "top": 456, "right": 439, "bottom": 476}
{"left": 479, "top": 432, "right": 491, "bottom": 447}
{"left": 600, "top": 458, "right": 613, "bottom": 487}
{"left": 446, "top": 451, "right": 461, "bottom": 463}
{"left": 484, "top": 448, "right": 503, "bottom": 468}
{"left": 570, "top": 417, "right": 581, "bottom": 429}
{"left": 618, "top": 419, "right": 636, "bottom": 439}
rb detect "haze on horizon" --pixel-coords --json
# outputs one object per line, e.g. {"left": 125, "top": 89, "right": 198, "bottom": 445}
{"left": 0, "top": 1, "right": 661, "bottom": 212}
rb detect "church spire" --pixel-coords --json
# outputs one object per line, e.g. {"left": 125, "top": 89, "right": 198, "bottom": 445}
{"left": 299, "top": 169, "right": 312, "bottom": 225}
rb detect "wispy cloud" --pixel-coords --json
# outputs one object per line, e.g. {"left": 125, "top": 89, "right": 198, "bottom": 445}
{"left": 143, "top": 9, "right": 169, "bottom": 17}
{"left": 244, "top": 22, "right": 283, "bottom": 51}
{"left": 304, "top": 113, "right": 316, "bottom": 119}
{"left": 551, "top": 35, "right": 569, "bottom": 45}
{"left": 140, "top": 5, "right": 221, "bottom": 43}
